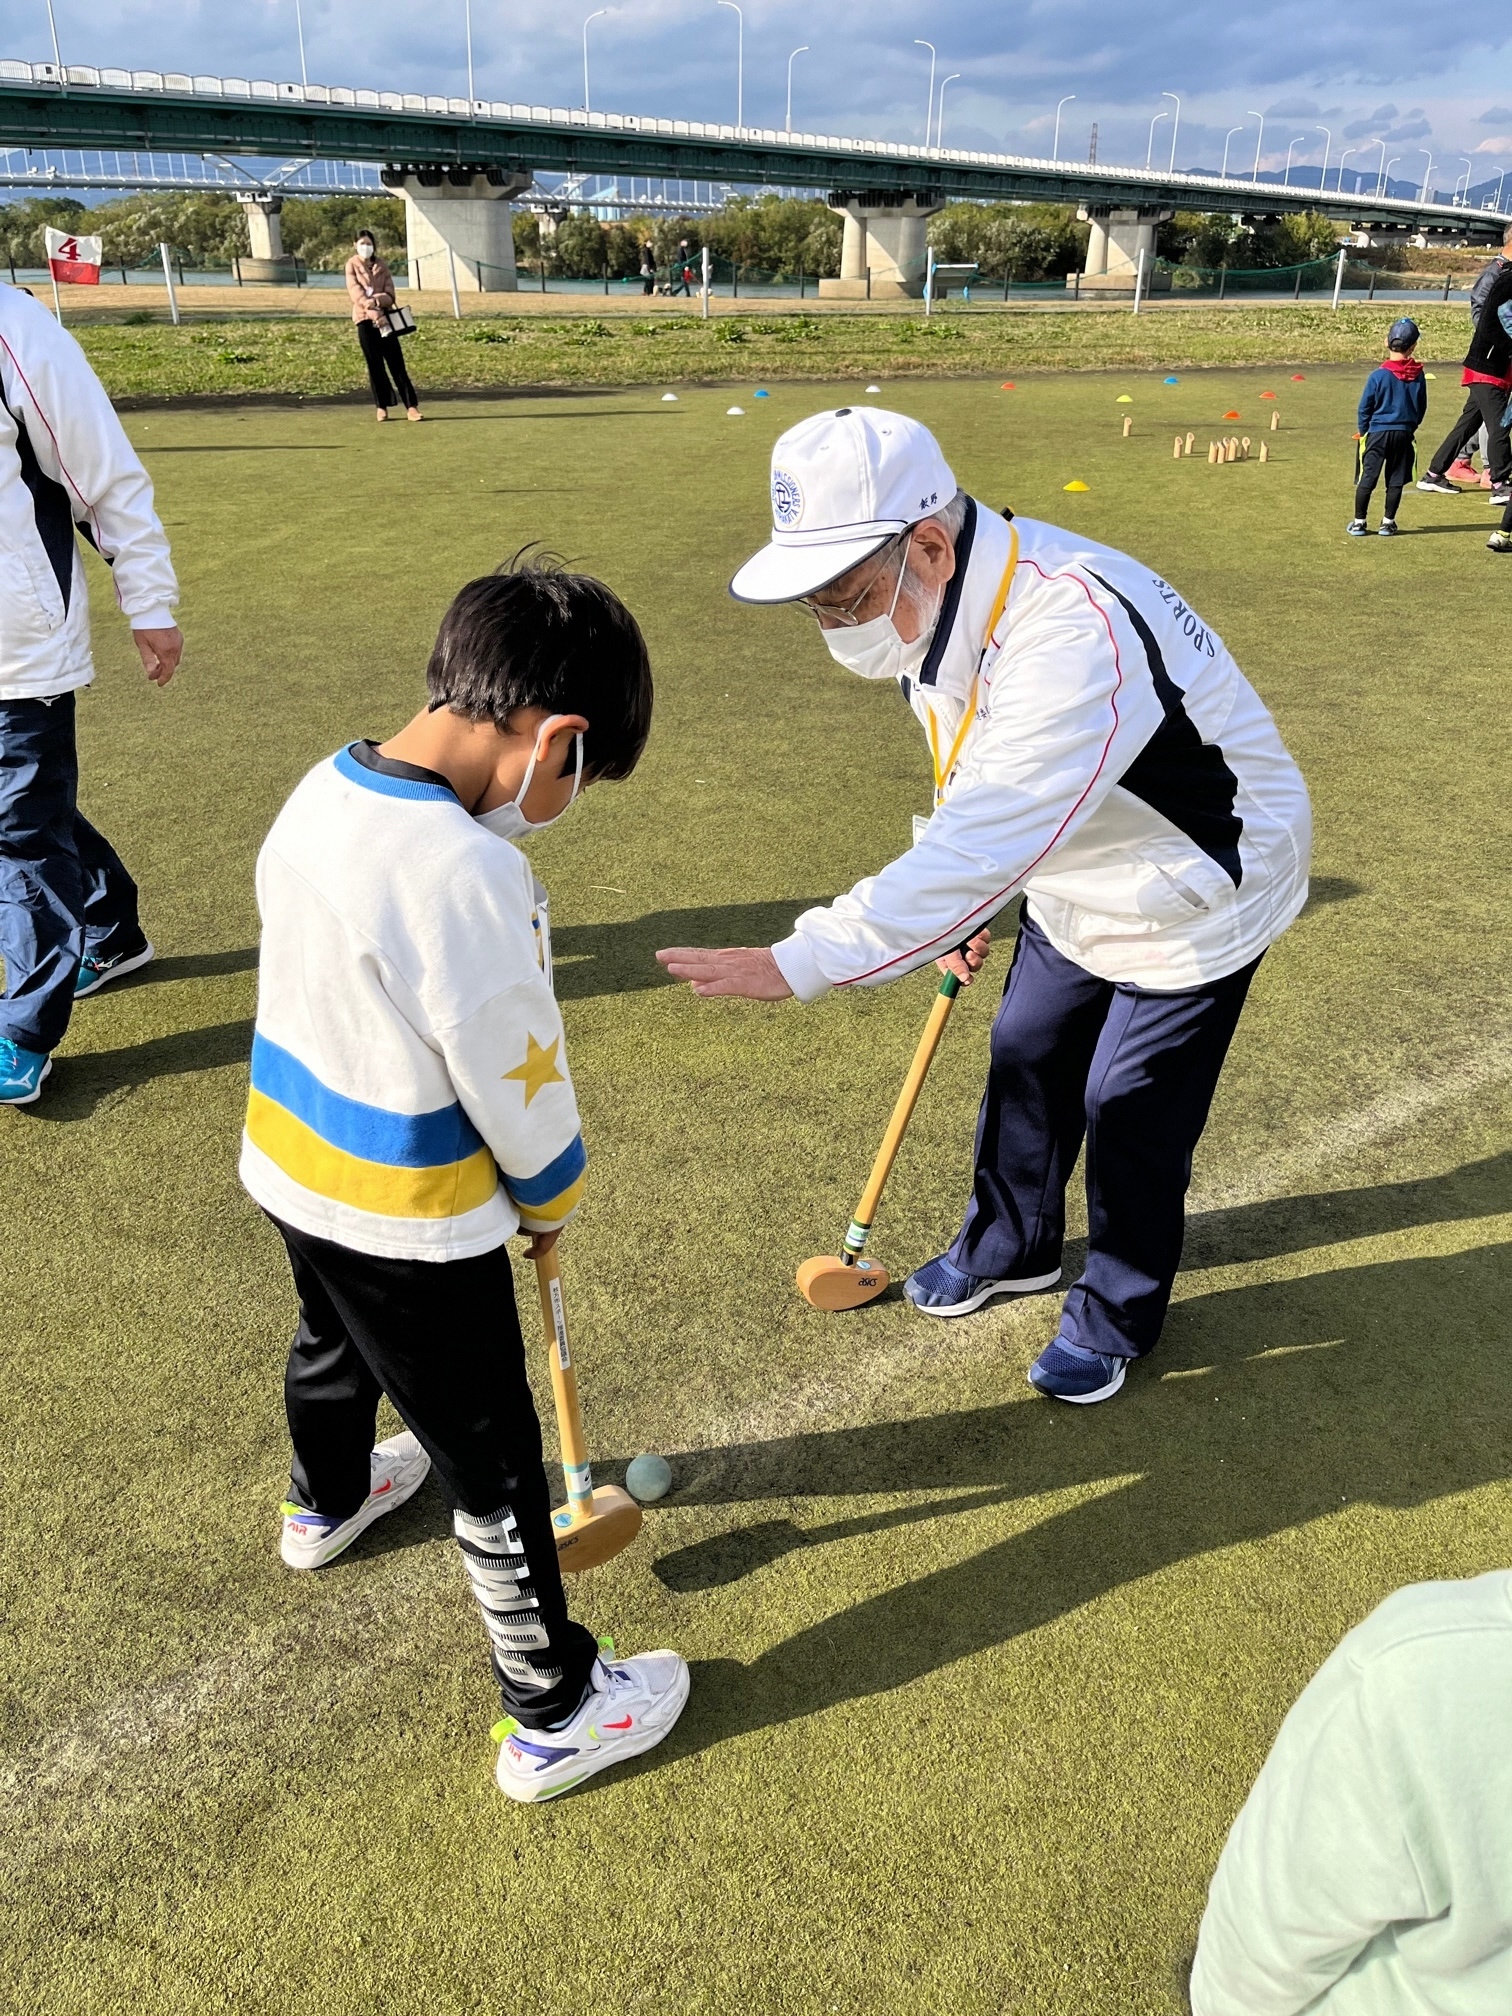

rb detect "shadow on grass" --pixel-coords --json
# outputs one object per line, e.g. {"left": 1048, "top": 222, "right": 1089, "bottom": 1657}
{"left": 110, "top": 946, "right": 260, "bottom": 988}
{"left": 1302, "top": 875, "right": 1364, "bottom": 909}
{"left": 552, "top": 899, "right": 827, "bottom": 999}
{"left": 647, "top": 1223, "right": 1511, "bottom": 1760}
{"left": 34, "top": 1018, "right": 253, "bottom": 1121}
{"left": 138, "top": 445, "right": 343, "bottom": 454}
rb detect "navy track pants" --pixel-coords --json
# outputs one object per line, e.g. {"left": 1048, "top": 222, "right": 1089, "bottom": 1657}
{"left": 948, "top": 909, "right": 1261, "bottom": 1360}
{"left": 0, "top": 692, "right": 143, "bottom": 1053}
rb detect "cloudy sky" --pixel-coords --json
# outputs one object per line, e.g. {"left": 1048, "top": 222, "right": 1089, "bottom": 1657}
{"left": 17, "top": 1, "right": 1512, "bottom": 195}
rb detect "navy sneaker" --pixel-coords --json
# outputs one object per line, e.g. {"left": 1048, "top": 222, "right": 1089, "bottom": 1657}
{"left": 1346, "top": 518, "right": 1369, "bottom": 537}
{"left": 1028, "top": 1337, "right": 1127, "bottom": 1404}
{"left": 0, "top": 1038, "right": 51, "bottom": 1106}
{"left": 904, "top": 1253, "right": 1062, "bottom": 1318}
{"left": 74, "top": 939, "right": 154, "bottom": 999}
{"left": 1377, "top": 518, "right": 1399, "bottom": 537}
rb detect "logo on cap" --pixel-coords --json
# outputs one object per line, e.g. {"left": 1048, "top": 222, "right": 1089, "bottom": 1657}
{"left": 772, "top": 468, "right": 803, "bottom": 528}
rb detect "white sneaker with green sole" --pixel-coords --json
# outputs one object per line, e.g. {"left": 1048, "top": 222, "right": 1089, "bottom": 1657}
{"left": 494, "top": 1648, "right": 690, "bottom": 1803}
{"left": 279, "top": 1430, "right": 431, "bottom": 1569}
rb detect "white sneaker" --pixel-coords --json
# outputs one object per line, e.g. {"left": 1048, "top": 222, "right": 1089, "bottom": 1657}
{"left": 494, "top": 1648, "right": 690, "bottom": 1803}
{"left": 279, "top": 1430, "right": 431, "bottom": 1570}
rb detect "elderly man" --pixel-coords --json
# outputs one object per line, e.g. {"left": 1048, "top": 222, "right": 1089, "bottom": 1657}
{"left": 0, "top": 283, "right": 180, "bottom": 1105}
{"left": 658, "top": 407, "right": 1310, "bottom": 1404}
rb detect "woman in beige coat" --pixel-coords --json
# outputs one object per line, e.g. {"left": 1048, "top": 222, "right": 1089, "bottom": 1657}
{"left": 345, "top": 231, "right": 421, "bottom": 422}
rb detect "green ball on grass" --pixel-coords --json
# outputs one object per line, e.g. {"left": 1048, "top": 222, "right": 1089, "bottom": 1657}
{"left": 626, "top": 1453, "right": 673, "bottom": 1503}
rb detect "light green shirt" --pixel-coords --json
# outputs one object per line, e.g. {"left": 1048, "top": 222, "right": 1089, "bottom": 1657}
{"left": 1193, "top": 1573, "right": 1512, "bottom": 2015}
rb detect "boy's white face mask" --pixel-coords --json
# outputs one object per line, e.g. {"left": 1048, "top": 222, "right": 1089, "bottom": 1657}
{"left": 822, "top": 551, "right": 942, "bottom": 683}
{"left": 474, "top": 718, "right": 585, "bottom": 840}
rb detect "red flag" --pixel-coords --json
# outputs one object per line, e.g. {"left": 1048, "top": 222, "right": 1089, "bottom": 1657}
{"left": 45, "top": 228, "right": 103, "bottom": 285}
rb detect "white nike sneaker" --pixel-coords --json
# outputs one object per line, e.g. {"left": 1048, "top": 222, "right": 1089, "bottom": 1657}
{"left": 494, "top": 1647, "right": 691, "bottom": 1803}
{"left": 279, "top": 1430, "right": 431, "bottom": 1570}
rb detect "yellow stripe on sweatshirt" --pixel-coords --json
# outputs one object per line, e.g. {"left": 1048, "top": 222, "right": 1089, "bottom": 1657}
{"left": 246, "top": 1090, "right": 498, "bottom": 1220}
{"left": 512, "top": 1170, "right": 587, "bottom": 1229}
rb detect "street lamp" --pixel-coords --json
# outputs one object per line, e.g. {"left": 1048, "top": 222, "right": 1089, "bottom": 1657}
{"left": 1146, "top": 108, "right": 1168, "bottom": 169}
{"left": 43, "top": 0, "right": 63, "bottom": 74}
{"left": 718, "top": 0, "right": 743, "bottom": 129}
{"left": 1382, "top": 155, "right": 1400, "bottom": 198}
{"left": 1221, "top": 125, "right": 1244, "bottom": 179}
{"left": 293, "top": 0, "right": 308, "bottom": 89}
{"left": 1370, "top": 137, "right": 1387, "bottom": 195}
{"left": 1248, "top": 110, "right": 1265, "bottom": 182}
{"left": 785, "top": 45, "right": 807, "bottom": 134}
{"left": 1163, "top": 91, "right": 1180, "bottom": 171}
{"left": 464, "top": 0, "right": 474, "bottom": 104}
{"left": 1497, "top": 168, "right": 1508, "bottom": 213}
{"left": 914, "top": 40, "right": 937, "bottom": 149}
{"left": 1337, "top": 145, "right": 1357, "bottom": 194}
{"left": 1053, "top": 93, "right": 1076, "bottom": 162}
{"left": 1457, "top": 157, "right": 1475, "bottom": 205}
{"left": 1315, "top": 126, "right": 1331, "bottom": 194}
{"left": 937, "top": 73, "right": 960, "bottom": 149}
{"left": 582, "top": 9, "right": 608, "bottom": 115}
{"left": 1419, "top": 150, "right": 1434, "bottom": 203}
{"left": 1283, "top": 135, "right": 1305, "bottom": 185}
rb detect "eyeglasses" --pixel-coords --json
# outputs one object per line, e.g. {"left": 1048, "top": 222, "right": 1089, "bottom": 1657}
{"left": 795, "top": 533, "right": 907, "bottom": 626}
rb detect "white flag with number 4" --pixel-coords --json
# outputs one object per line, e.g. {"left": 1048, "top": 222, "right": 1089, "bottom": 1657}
{"left": 45, "top": 228, "right": 103, "bottom": 284}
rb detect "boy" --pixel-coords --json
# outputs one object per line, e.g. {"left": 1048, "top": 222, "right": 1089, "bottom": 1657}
{"left": 1349, "top": 318, "right": 1426, "bottom": 538}
{"left": 239, "top": 557, "right": 687, "bottom": 1803}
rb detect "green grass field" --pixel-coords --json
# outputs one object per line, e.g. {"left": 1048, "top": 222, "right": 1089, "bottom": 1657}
{"left": 3, "top": 366, "right": 1510, "bottom": 2016}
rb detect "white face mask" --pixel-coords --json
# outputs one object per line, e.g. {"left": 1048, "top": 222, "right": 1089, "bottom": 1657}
{"left": 356, "top": 243, "right": 375, "bottom": 260}
{"left": 474, "top": 718, "right": 585, "bottom": 841}
{"left": 822, "top": 552, "right": 942, "bottom": 683}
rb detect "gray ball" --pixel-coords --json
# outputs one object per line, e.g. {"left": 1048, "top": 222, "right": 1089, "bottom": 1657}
{"left": 625, "top": 1453, "right": 673, "bottom": 1503}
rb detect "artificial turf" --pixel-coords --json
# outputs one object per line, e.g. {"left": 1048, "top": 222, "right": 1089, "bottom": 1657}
{"left": 2, "top": 367, "right": 1509, "bottom": 2015}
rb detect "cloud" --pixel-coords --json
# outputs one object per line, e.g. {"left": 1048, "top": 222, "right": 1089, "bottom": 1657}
{"left": 1265, "top": 98, "right": 1319, "bottom": 118}
{"left": 1383, "top": 117, "right": 1432, "bottom": 142}
{"left": 1481, "top": 107, "right": 1512, "bottom": 125}
{"left": 1474, "top": 136, "right": 1512, "bottom": 154}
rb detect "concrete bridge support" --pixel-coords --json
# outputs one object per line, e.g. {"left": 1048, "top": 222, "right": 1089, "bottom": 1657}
{"left": 820, "top": 190, "right": 943, "bottom": 298}
{"left": 237, "top": 195, "right": 297, "bottom": 283}
{"left": 381, "top": 167, "right": 534, "bottom": 292}
{"left": 1073, "top": 205, "right": 1173, "bottom": 291}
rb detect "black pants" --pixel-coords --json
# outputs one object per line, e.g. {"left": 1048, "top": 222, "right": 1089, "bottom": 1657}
{"left": 1429, "top": 384, "right": 1511, "bottom": 484}
{"left": 1354, "top": 430, "right": 1415, "bottom": 521}
{"left": 355, "top": 318, "right": 419, "bottom": 411}
{"left": 272, "top": 1217, "right": 598, "bottom": 1727}
{"left": 948, "top": 912, "right": 1261, "bottom": 1360}
{"left": 0, "top": 692, "right": 143, "bottom": 1052}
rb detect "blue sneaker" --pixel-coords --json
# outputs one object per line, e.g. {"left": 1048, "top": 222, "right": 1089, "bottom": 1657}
{"left": 1028, "top": 1337, "right": 1127, "bottom": 1405}
{"left": 0, "top": 1038, "right": 51, "bottom": 1106}
{"left": 74, "top": 939, "right": 154, "bottom": 999}
{"left": 904, "top": 1253, "right": 1062, "bottom": 1318}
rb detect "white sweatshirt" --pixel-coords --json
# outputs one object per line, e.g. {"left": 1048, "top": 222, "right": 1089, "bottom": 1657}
{"left": 0, "top": 283, "right": 178, "bottom": 700}
{"left": 239, "top": 744, "right": 586, "bottom": 1262}
{"left": 1193, "top": 1573, "right": 1512, "bottom": 2016}
{"left": 771, "top": 501, "right": 1311, "bottom": 997}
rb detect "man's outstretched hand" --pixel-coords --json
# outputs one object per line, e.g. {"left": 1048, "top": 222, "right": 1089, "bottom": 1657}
{"left": 655, "top": 945, "right": 793, "bottom": 1000}
{"left": 133, "top": 625, "right": 183, "bottom": 687}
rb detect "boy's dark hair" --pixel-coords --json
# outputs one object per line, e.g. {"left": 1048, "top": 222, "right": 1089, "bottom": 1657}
{"left": 426, "top": 551, "right": 653, "bottom": 782}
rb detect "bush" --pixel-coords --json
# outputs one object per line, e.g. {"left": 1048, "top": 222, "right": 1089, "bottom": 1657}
{"left": 927, "top": 203, "right": 1087, "bottom": 282}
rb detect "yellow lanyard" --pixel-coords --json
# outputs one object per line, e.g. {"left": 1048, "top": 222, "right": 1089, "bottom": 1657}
{"left": 925, "top": 524, "right": 1020, "bottom": 806}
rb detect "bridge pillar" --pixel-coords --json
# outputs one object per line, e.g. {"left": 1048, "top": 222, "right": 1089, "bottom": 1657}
{"left": 237, "top": 196, "right": 297, "bottom": 284}
{"left": 1073, "top": 205, "right": 1173, "bottom": 292}
{"left": 820, "top": 191, "right": 943, "bottom": 299}
{"left": 382, "top": 167, "right": 534, "bottom": 292}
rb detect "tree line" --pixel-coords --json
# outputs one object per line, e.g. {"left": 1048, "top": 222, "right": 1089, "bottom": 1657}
{"left": 0, "top": 187, "right": 1344, "bottom": 283}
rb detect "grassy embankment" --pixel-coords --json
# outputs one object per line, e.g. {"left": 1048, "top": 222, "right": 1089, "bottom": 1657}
{"left": 64, "top": 300, "right": 1474, "bottom": 402}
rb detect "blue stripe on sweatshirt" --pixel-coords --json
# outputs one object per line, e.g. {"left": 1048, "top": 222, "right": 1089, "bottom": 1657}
{"left": 251, "top": 1032, "right": 486, "bottom": 1167}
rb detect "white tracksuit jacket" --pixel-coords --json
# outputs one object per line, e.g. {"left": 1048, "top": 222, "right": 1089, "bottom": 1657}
{"left": 771, "top": 500, "right": 1311, "bottom": 997}
{"left": 0, "top": 283, "right": 177, "bottom": 701}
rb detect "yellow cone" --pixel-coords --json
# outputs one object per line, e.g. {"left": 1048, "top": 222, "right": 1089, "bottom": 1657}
{"left": 1116, "top": 394, "right": 1134, "bottom": 403}
{"left": 1063, "top": 480, "right": 1090, "bottom": 492}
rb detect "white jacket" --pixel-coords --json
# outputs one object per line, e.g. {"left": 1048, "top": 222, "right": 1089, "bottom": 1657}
{"left": 772, "top": 501, "right": 1311, "bottom": 996}
{"left": 0, "top": 283, "right": 177, "bottom": 701}
{"left": 240, "top": 745, "right": 586, "bottom": 1263}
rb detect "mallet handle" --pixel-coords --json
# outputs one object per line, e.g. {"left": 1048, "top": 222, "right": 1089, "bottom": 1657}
{"left": 533, "top": 1247, "right": 594, "bottom": 1516}
{"left": 844, "top": 971, "right": 961, "bottom": 1256}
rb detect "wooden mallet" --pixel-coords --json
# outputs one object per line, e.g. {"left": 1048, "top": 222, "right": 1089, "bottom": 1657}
{"left": 797, "top": 969, "right": 962, "bottom": 1311}
{"left": 533, "top": 1246, "right": 642, "bottom": 1571}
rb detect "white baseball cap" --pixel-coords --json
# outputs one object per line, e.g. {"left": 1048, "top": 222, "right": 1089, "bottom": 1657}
{"left": 730, "top": 405, "right": 958, "bottom": 604}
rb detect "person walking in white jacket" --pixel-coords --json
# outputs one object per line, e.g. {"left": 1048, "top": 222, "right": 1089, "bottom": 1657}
{"left": 657, "top": 406, "right": 1310, "bottom": 1403}
{"left": 0, "top": 283, "right": 180, "bottom": 1106}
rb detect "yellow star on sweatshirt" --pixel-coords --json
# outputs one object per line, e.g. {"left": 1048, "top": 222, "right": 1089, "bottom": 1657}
{"left": 503, "top": 1032, "right": 565, "bottom": 1106}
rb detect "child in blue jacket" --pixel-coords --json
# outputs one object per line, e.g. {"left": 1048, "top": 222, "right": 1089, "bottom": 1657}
{"left": 1350, "top": 318, "right": 1427, "bottom": 537}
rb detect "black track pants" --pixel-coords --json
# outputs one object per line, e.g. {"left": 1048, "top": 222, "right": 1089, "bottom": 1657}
{"left": 354, "top": 318, "right": 419, "bottom": 410}
{"left": 1354, "top": 430, "right": 1415, "bottom": 521}
{"left": 271, "top": 1216, "right": 598, "bottom": 1727}
{"left": 1428, "top": 384, "right": 1511, "bottom": 484}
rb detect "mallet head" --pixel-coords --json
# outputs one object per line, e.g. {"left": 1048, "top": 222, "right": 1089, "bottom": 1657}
{"left": 552, "top": 1484, "right": 643, "bottom": 1573}
{"left": 796, "top": 1254, "right": 889, "bottom": 1311}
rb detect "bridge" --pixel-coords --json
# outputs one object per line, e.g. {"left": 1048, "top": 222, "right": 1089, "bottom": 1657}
{"left": 2, "top": 57, "right": 1504, "bottom": 294}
